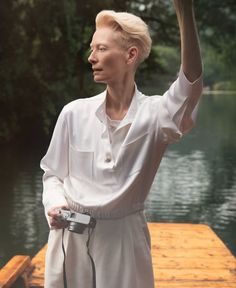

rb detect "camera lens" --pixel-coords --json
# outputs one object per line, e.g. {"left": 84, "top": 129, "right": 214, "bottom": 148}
{"left": 68, "top": 221, "right": 86, "bottom": 234}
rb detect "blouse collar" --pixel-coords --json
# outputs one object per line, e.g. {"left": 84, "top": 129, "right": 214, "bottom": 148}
{"left": 95, "top": 83, "right": 141, "bottom": 129}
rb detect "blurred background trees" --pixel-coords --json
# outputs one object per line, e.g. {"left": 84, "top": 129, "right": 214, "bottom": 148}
{"left": 0, "top": 0, "right": 235, "bottom": 143}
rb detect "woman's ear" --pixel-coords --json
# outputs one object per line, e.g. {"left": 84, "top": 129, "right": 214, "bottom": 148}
{"left": 126, "top": 46, "right": 139, "bottom": 65}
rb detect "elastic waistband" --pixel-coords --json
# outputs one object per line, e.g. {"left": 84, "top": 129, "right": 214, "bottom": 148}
{"left": 65, "top": 195, "right": 144, "bottom": 220}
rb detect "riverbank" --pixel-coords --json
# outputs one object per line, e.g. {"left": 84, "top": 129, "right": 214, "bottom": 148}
{"left": 203, "top": 90, "right": 236, "bottom": 95}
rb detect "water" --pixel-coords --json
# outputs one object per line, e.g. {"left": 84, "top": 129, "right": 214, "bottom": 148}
{"left": 0, "top": 93, "right": 236, "bottom": 268}
{"left": 0, "top": 146, "right": 48, "bottom": 268}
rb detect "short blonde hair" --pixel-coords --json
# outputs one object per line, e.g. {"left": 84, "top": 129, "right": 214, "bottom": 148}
{"left": 95, "top": 10, "right": 152, "bottom": 64}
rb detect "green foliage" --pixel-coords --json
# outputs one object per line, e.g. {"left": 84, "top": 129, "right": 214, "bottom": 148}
{"left": 0, "top": 0, "right": 94, "bottom": 141}
{"left": 195, "top": 0, "right": 236, "bottom": 89}
{"left": 154, "top": 45, "right": 180, "bottom": 75}
{"left": 202, "top": 43, "right": 236, "bottom": 89}
{"left": 137, "top": 45, "right": 180, "bottom": 94}
{"left": 195, "top": 0, "right": 236, "bottom": 49}
{"left": 213, "top": 81, "right": 236, "bottom": 91}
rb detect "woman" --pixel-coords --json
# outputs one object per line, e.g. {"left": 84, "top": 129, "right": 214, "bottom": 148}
{"left": 40, "top": 1, "right": 203, "bottom": 287}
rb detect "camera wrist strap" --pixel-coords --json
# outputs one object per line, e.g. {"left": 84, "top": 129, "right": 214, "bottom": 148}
{"left": 61, "top": 227, "right": 96, "bottom": 288}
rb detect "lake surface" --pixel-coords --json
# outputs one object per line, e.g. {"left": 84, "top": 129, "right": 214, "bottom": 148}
{"left": 0, "top": 93, "right": 236, "bottom": 268}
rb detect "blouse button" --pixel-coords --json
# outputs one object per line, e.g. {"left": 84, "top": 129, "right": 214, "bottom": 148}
{"left": 105, "top": 152, "right": 112, "bottom": 163}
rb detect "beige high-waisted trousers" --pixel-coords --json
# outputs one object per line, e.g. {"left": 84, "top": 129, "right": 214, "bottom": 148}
{"left": 44, "top": 211, "right": 154, "bottom": 288}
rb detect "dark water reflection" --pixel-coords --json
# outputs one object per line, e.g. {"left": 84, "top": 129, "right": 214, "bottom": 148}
{"left": 0, "top": 147, "right": 48, "bottom": 267}
{"left": 0, "top": 93, "right": 236, "bottom": 267}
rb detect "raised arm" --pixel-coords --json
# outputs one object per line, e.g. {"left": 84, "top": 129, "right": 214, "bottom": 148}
{"left": 174, "top": 0, "right": 202, "bottom": 82}
{"left": 155, "top": 1, "right": 203, "bottom": 144}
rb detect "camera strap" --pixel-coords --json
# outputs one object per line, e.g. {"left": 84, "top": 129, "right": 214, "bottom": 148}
{"left": 61, "top": 227, "right": 96, "bottom": 288}
{"left": 62, "top": 229, "right": 68, "bottom": 288}
{"left": 86, "top": 227, "right": 96, "bottom": 288}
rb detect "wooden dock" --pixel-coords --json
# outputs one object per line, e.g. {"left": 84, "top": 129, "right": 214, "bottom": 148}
{"left": 0, "top": 223, "right": 236, "bottom": 287}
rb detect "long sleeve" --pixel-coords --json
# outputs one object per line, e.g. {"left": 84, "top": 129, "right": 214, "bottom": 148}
{"left": 157, "top": 67, "right": 203, "bottom": 143}
{"left": 40, "top": 107, "right": 69, "bottom": 215}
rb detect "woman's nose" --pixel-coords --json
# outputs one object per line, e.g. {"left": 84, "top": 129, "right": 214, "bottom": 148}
{"left": 88, "top": 51, "right": 97, "bottom": 64}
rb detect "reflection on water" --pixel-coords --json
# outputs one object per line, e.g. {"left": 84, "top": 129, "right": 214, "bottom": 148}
{"left": 146, "top": 150, "right": 210, "bottom": 220}
{"left": 9, "top": 170, "right": 47, "bottom": 250}
{"left": 146, "top": 149, "right": 236, "bottom": 233}
{"left": 0, "top": 93, "right": 236, "bottom": 267}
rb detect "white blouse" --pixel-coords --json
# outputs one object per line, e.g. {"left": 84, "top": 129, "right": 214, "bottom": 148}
{"left": 40, "top": 68, "right": 203, "bottom": 220}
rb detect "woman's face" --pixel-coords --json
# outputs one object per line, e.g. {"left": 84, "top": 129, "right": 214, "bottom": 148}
{"left": 88, "top": 27, "right": 130, "bottom": 84}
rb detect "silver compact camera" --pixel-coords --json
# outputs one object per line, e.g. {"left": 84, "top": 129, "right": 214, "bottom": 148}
{"left": 57, "top": 209, "right": 96, "bottom": 234}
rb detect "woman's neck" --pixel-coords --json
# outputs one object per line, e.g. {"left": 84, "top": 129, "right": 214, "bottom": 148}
{"left": 106, "top": 76, "right": 135, "bottom": 120}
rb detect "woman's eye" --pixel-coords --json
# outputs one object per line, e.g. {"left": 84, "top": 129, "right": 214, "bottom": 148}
{"left": 99, "top": 47, "right": 106, "bottom": 52}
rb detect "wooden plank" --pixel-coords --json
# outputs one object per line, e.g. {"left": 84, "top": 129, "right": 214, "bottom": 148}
{"left": 152, "top": 257, "right": 236, "bottom": 269}
{"left": 28, "top": 246, "right": 47, "bottom": 288}
{"left": 0, "top": 255, "right": 31, "bottom": 288}
{"left": 154, "top": 269, "right": 236, "bottom": 281}
{"left": 152, "top": 247, "right": 234, "bottom": 258}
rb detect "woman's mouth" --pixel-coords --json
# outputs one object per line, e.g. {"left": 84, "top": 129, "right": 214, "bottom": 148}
{"left": 93, "top": 68, "right": 103, "bottom": 73}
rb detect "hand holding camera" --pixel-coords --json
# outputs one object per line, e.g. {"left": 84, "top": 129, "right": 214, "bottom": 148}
{"left": 47, "top": 205, "right": 70, "bottom": 229}
{"left": 48, "top": 206, "right": 96, "bottom": 234}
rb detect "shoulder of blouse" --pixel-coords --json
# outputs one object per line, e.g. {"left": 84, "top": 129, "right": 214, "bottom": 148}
{"left": 61, "top": 91, "right": 106, "bottom": 114}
